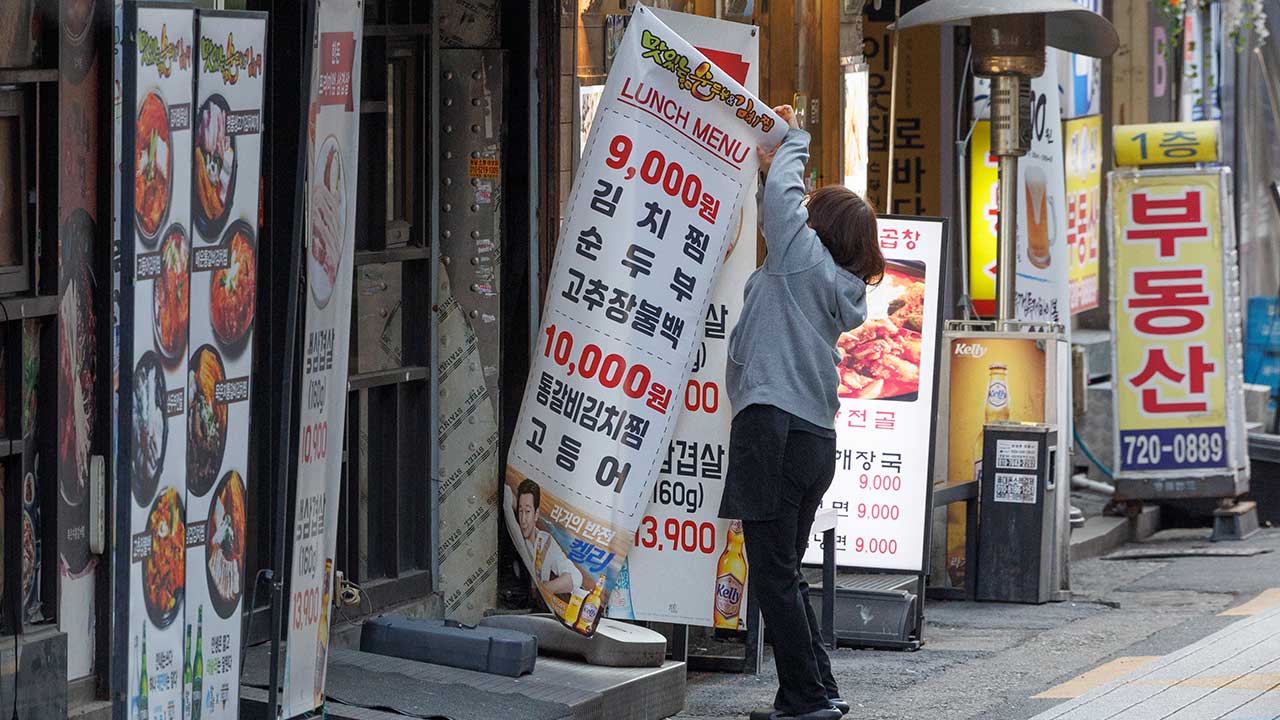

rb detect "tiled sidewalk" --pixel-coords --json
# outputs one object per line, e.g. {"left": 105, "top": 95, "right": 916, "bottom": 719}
{"left": 1031, "top": 603, "right": 1280, "bottom": 719}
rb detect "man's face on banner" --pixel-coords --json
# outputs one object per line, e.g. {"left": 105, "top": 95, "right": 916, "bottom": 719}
{"left": 517, "top": 492, "right": 537, "bottom": 542}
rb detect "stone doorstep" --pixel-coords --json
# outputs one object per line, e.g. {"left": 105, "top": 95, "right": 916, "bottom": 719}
{"left": 1069, "top": 504, "right": 1161, "bottom": 563}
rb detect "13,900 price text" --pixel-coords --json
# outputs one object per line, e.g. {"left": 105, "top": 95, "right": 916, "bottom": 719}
{"left": 634, "top": 516, "right": 717, "bottom": 554}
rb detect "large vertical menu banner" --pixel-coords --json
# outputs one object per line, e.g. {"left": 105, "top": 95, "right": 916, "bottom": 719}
{"left": 503, "top": 7, "right": 783, "bottom": 635}
{"left": 283, "top": 0, "right": 363, "bottom": 714}
{"left": 120, "top": 5, "right": 195, "bottom": 719}
{"left": 59, "top": 0, "right": 104, "bottom": 681}
{"left": 186, "top": 12, "right": 266, "bottom": 719}
{"left": 803, "top": 217, "right": 946, "bottom": 571}
{"left": 620, "top": 8, "right": 759, "bottom": 628}
{"left": 1110, "top": 168, "right": 1244, "bottom": 477}
{"left": 1065, "top": 115, "right": 1102, "bottom": 314}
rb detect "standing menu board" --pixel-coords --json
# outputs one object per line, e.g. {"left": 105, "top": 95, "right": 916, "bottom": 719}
{"left": 618, "top": 8, "right": 761, "bottom": 629}
{"left": 803, "top": 217, "right": 946, "bottom": 572}
{"left": 119, "top": 5, "right": 195, "bottom": 718}
{"left": 503, "top": 6, "right": 783, "bottom": 636}
{"left": 184, "top": 12, "right": 266, "bottom": 719}
{"left": 282, "top": 0, "right": 364, "bottom": 714}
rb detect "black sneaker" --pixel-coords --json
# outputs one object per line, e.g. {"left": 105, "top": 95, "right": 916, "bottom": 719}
{"left": 829, "top": 698, "right": 851, "bottom": 715}
{"left": 747, "top": 708, "right": 843, "bottom": 720}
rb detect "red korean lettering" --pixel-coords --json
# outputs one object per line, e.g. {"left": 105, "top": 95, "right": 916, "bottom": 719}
{"left": 1126, "top": 268, "right": 1210, "bottom": 336}
{"left": 1128, "top": 345, "right": 1216, "bottom": 414}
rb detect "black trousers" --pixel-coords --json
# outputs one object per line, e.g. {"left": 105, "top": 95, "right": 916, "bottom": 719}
{"left": 723, "top": 405, "right": 839, "bottom": 714}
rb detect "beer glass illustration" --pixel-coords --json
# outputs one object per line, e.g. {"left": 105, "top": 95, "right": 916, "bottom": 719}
{"left": 1024, "top": 165, "right": 1056, "bottom": 270}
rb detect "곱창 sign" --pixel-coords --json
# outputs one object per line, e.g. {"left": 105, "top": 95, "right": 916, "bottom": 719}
{"left": 1109, "top": 167, "right": 1246, "bottom": 476}
{"left": 503, "top": 7, "right": 784, "bottom": 636}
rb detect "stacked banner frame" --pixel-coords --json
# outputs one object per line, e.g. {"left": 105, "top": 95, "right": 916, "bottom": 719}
{"left": 114, "top": 4, "right": 267, "bottom": 719}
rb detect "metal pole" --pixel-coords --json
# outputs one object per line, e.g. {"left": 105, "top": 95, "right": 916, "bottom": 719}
{"left": 270, "top": 2, "right": 316, "bottom": 715}
{"left": 885, "top": 0, "right": 902, "bottom": 212}
{"left": 996, "top": 153, "right": 1019, "bottom": 324}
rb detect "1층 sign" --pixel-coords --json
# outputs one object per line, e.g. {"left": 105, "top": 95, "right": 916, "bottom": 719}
{"left": 803, "top": 217, "right": 946, "bottom": 572}
{"left": 503, "top": 6, "right": 784, "bottom": 636}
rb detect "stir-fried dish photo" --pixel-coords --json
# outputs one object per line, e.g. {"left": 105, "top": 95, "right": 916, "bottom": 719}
{"left": 194, "top": 95, "right": 236, "bottom": 238}
{"left": 131, "top": 351, "right": 167, "bottom": 507}
{"left": 187, "top": 344, "right": 228, "bottom": 497}
{"left": 206, "top": 470, "right": 247, "bottom": 618}
{"left": 836, "top": 262, "right": 927, "bottom": 401}
{"left": 143, "top": 487, "right": 184, "bottom": 628}
{"left": 210, "top": 222, "right": 257, "bottom": 347}
{"left": 134, "top": 91, "right": 172, "bottom": 242}
{"left": 153, "top": 225, "right": 190, "bottom": 360}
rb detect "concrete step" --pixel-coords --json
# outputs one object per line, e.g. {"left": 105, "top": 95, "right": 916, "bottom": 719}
{"left": 67, "top": 700, "right": 111, "bottom": 720}
{"left": 1069, "top": 504, "right": 1161, "bottom": 562}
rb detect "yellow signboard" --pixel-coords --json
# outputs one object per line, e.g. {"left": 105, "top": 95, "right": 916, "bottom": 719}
{"left": 1113, "top": 121, "right": 1220, "bottom": 167}
{"left": 968, "top": 119, "right": 999, "bottom": 317}
{"left": 1065, "top": 115, "right": 1102, "bottom": 314}
{"left": 1110, "top": 170, "right": 1229, "bottom": 474}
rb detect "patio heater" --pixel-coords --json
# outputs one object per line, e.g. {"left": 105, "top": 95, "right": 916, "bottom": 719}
{"left": 895, "top": 0, "right": 1118, "bottom": 323}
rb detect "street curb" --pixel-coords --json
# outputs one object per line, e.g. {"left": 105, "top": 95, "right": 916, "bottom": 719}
{"left": 1070, "top": 506, "right": 1161, "bottom": 562}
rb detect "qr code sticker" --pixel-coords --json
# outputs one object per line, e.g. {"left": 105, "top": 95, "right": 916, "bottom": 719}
{"left": 995, "top": 439, "right": 1038, "bottom": 471}
{"left": 993, "top": 473, "right": 1037, "bottom": 504}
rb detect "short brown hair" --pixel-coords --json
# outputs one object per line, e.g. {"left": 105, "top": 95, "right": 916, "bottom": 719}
{"left": 517, "top": 479, "right": 541, "bottom": 509}
{"left": 806, "top": 186, "right": 885, "bottom": 285}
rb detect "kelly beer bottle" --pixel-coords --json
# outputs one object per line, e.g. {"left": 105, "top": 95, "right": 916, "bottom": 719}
{"left": 563, "top": 586, "right": 588, "bottom": 628}
{"left": 315, "top": 558, "right": 333, "bottom": 707}
{"left": 714, "top": 520, "right": 748, "bottom": 629}
{"left": 575, "top": 575, "right": 607, "bottom": 633}
{"left": 972, "top": 363, "right": 1011, "bottom": 482}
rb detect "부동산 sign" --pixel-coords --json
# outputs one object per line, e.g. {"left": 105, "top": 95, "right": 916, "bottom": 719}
{"left": 803, "top": 217, "right": 946, "bottom": 572}
{"left": 503, "top": 6, "right": 784, "bottom": 635}
{"left": 1109, "top": 167, "right": 1247, "bottom": 477}
{"left": 282, "top": 0, "right": 363, "bottom": 714}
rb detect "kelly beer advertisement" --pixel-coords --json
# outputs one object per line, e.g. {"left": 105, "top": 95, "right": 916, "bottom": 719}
{"left": 803, "top": 217, "right": 947, "bottom": 572}
{"left": 282, "top": 0, "right": 363, "bottom": 714}
{"left": 503, "top": 7, "right": 784, "bottom": 635}
{"left": 943, "top": 337, "right": 1048, "bottom": 587}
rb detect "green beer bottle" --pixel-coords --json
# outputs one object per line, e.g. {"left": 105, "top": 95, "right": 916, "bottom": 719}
{"left": 138, "top": 626, "right": 149, "bottom": 720}
{"left": 183, "top": 624, "right": 192, "bottom": 718}
{"left": 192, "top": 607, "right": 204, "bottom": 720}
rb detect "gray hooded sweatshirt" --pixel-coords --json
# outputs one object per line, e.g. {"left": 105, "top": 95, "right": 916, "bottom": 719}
{"left": 725, "top": 128, "right": 868, "bottom": 430}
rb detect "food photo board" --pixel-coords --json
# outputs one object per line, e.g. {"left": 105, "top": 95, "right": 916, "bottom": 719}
{"left": 803, "top": 216, "right": 948, "bottom": 573}
{"left": 119, "top": 6, "right": 196, "bottom": 718}
{"left": 115, "top": 5, "right": 265, "bottom": 719}
{"left": 183, "top": 11, "right": 265, "bottom": 719}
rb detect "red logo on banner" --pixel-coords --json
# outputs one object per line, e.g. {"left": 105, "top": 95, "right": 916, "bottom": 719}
{"left": 696, "top": 47, "right": 749, "bottom": 85}
{"left": 318, "top": 32, "right": 356, "bottom": 109}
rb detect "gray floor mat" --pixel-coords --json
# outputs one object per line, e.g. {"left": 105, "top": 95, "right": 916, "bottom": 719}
{"left": 323, "top": 653, "right": 571, "bottom": 720}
